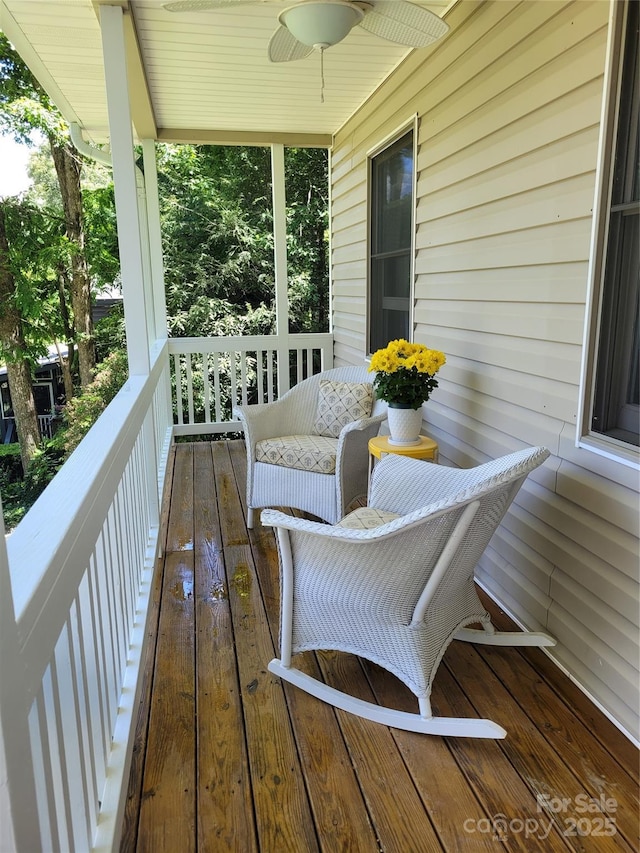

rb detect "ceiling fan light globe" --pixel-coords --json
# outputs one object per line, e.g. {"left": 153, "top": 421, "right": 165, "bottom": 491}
{"left": 278, "top": 1, "right": 364, "bottom": 48}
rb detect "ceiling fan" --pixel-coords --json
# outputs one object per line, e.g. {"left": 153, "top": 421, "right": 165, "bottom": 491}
{"left": 161, "top": 0, "right": 450, "bottom": 63}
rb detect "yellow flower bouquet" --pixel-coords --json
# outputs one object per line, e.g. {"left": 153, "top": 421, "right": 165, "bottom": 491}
{"left": 368, "top": 339, "right": 446, "bottom": 410}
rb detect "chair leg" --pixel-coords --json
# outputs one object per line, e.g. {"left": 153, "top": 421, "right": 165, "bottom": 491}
{"left": 268, "top": 658, "right": 506, "bottom": 739}
{"left": 247, "top": 507, "right": 255, "bottom": 529}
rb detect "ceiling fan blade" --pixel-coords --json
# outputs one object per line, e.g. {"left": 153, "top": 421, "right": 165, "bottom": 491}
{"left": 268, "top": 25, "right": 314, "bottom": 63}
{"left": 163, "top": 0, "right": 262, "bottom": 12}
{"left": 360, "top": 1, "right": 449, "bottom": 47}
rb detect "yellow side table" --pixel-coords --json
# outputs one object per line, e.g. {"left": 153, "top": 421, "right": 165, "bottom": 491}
{"left": 368, "top": 434, "right": 439, "bottom": 481}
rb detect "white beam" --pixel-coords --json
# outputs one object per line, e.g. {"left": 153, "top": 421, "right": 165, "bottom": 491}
{"left": 271, "top": 143, "right": 289, "bottom": 394}
{"left": 100, "top": 3, "right": 150, "bottom": 376}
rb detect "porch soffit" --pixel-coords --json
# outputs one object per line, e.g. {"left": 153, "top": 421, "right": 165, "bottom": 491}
{"left": 0, "top": 0, "right": 451, "bottom": 147}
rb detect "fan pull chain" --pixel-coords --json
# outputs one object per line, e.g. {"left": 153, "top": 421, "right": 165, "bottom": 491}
{"left": 320, "top": 45, "right": 325, "bottom": 104}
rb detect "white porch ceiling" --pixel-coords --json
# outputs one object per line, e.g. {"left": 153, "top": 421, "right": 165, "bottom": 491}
{"left": 0, "top": 0, "right": 451, "bottom": 147}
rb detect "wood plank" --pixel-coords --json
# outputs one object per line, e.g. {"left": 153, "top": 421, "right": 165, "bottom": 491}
{"left": 362, "top": 659, "right": 508, "bottom": 853}
{"left": 215, "top": 445, "right": 319, "bottom": 851}
{"left": 120, "top": 447, "right": 175, "bottom": 852}
{"left": 193, "top": 443, "right": 258, "bottom": 852}
{"left": 211, "top": 441, "right": 249, "bottom": 547}
{"left": 433, "top": 658, "right": 570, "bottom": 853}
{"left": 136, "top": 444, "right": 196, "bottom": 852}
{"left": 474, "top": 641, "right": 639, "bottom": 849}
{"left": 136, "top": 550, "right": 196, "bottom": 853}
{"left": 225, "top": 541, "right": 319, "bottom": 852}
{"left": 277, "top": 653, "right": 381, "bottom": 853}
{"left": 317, "top": 649, "right": 445, "bottom": 852}
{"left": 478, "top": 589, "right": 640, "bottom": 786}
{"left": 242, "top": 493, "right": 382, "bottom": 851}
{"left": 118, "top": 552, "right": 165, "bottom": 853}
{"left": 444, "top": 641, "right": 634, "bottom": 853}
{"left": 164, "top": 443, "right": 194, "bottom": 554}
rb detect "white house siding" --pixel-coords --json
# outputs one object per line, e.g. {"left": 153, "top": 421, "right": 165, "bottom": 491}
{"left": 330, "top": 0, "right": 639, "bottom": 740}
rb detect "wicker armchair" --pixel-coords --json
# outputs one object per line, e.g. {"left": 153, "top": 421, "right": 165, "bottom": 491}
{"left": 233, "top": 366, "right": 387, "bottom": 528}
{"left": 263, "top": 446, "right": 554, "bottom": 738}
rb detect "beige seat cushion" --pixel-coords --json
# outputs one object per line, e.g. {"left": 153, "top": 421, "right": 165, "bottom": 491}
{"left": 256, "top": 435, "right": 338, "bottom": 474}
{"left": 337, "top": 507, "right": 400, "bottom": 529}
{"left": 313, "top": 380, "right": 373, "bottom": 438}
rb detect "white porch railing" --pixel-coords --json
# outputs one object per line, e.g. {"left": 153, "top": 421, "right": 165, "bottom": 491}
{"left": 1, "top": 341, "right": 173, "bottom": 853}
{"left": 38, "top": 414, "right": 54, "bottom": 440}
{"left": 1, "top": 333, "right": 332, "bottom": 852}
{"left": 169, "top": 333, "right": 334, "bottom": 435}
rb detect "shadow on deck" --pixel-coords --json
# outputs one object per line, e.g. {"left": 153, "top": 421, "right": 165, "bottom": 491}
{"left": 120, "top": 440, "right": 638, "bottom": 852}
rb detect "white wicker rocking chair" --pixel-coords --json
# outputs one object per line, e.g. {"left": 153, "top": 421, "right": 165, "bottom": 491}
{"left": 263, "top": 446, "right": 555, "bottom": 739}
{"left": 234, "top": 366, "right": 387, "bottom": 527}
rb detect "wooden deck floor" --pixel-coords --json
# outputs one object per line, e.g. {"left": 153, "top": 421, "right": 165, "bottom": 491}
{"left": 120, "top": 440, "right": 638, "bottom": 853}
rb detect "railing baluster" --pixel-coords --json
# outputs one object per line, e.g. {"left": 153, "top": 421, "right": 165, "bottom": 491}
{"left": 30, "top": 687, "right": 62, "bottom": 851}
{"left": 43, "top": 661, "right": 72, "bottom": 852}
{"left": 173, "top": 353, "right": 184, "bottom": 425}
{"left": 55, "top": 615, "right": 91, "bottom": 852}
{"left": 76, "top": 571, "right": 103, "bottom": 816}
{"left": 230, "top": 352, "right": 237, "bottom": 410}
{"left": 68, "top": 595, "right": 98, "bottom": 844}
{"left": 203, "top": 353, "right": 211, "bottom": 424}
{"left": 267, "top": 350, "right": 275, "bottom": 403}
{"left": 296, "top": 349, "right": 303, "bottom": 385}
{"left": 213, "top": 352, "right": 221, "bottom": 423}
{"left": 256, "top": 350, "right": 264, "bottom": 403}
{"left": 186, "top": 355, "right": 194, "bottom": 425}
{"left": 240, "top": 351, "right": 248, "bottom": 406}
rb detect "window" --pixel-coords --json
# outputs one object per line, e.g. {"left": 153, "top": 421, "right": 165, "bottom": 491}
{"left": 587, "top": 0, "right": 639, "bottom": 450}
{"left": 368, "top": 127, "right": 415, "bottom": 353}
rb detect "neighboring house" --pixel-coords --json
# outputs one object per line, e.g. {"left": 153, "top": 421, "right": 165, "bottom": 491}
{"left": 0, "top": 297, "right": 122, "bottom": 442}
{"left": 0, "top": 350, "right": 65, "bottom": 443}
{"left": 0, "top": 2, "right": 637, "bottom": 851}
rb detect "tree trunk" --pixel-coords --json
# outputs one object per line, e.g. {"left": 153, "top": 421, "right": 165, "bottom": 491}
{"left": 56, "top": 264, "right": 76, "bottom": 401}
{"left": 6, "top": 361, "right": 40, "bottom": 473}
{"left": 0, "top": 204, "right": 41, "bottom": 473}
{"left": 50, "top": 138, "right": 95, "bottom": 387}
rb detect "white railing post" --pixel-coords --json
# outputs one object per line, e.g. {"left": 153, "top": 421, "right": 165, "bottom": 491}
{"left": 0, "top": 500, "right": 41, "bottom": 853}
{"left": 100, "top": 4, "right": 151, "bottom": 377}
{"left": 271, "top": 143, "right": 290, "bottom": 396}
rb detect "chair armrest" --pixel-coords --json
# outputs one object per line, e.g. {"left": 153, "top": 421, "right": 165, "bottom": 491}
{"left": 260, "top": 506, "right": 432, "bottom": 542}
{"left": 338, "top": 411, "right": 387, "bottom": 438}
{"left": 233, "top": 395, "right": 302, "bottom": 447}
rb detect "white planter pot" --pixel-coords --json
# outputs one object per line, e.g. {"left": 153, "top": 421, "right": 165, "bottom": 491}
{"left": 387, "top": 405, "right": 423, "bottom": 446}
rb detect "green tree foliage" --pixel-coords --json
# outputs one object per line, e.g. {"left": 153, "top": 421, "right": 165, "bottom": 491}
{"left": 1, "top": 32, "right": 100, "bottom": 390}
{"left": 58, "top": 348, "right": 128, "bottom": 457}
{"left": 285, "top": 146, "right": 329, "bottom": 333}
{"left": 157, "top": 143, "right": 328, "bottom": 338}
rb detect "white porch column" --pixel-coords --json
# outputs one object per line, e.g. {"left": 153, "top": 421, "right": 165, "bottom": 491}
{"left": 271, "top": 143, "right": 290, "bottom": 394}
{"left": 142, "top": 139, "right": 168, "bottom": 341}
{"left": 100, "top": 9, "right": 160, "bottom": 535}
{"left": 0, "top": 505, "right": 41, "bottom": 852}
{"left": 100, "top": 4, "right": 151, "bottom": 376}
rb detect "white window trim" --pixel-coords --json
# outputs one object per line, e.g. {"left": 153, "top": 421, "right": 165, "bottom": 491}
{"left": 577, "top": 0, "right": 639, "bottom": 470}
{"left": 365, "top": 115, "right": 419, "bottom": 357}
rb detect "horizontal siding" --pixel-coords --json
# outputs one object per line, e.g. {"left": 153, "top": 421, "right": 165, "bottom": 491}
{"left": 331, "top": 0, "right": 639, "bottom": 740}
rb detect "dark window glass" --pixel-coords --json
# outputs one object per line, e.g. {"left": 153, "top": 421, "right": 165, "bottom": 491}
{"left": 592, "top": 0, "right": 639, "bottom": 447}
{"left": 369, "top": 131, "right": 413, "bottom": 353}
